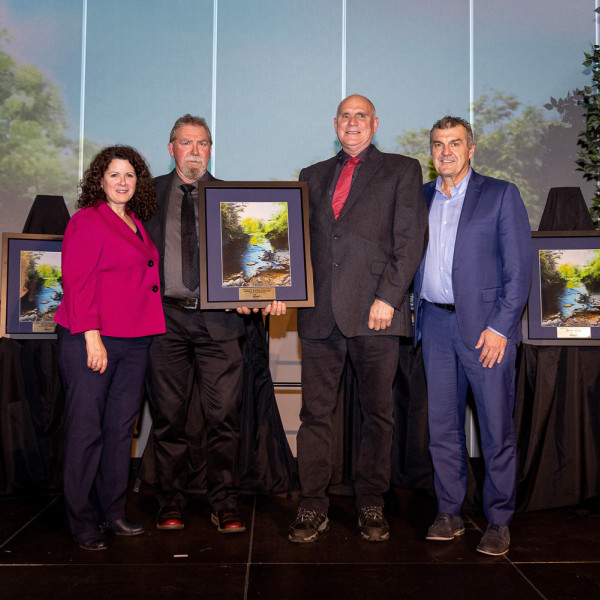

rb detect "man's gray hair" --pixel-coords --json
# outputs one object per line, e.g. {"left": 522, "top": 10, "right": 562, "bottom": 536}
{"left": 429, "top": 116, "right": 474, "bottom": 148}
{"left": 169, "top": 114, "right": 212, "bottom": 145}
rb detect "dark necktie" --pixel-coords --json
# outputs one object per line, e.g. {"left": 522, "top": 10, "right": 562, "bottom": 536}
{"left": 332, "top": 157, "right": 360, "bottom": 220}
{"left": 180, "top": 183, "right": 199, "bottom": 292}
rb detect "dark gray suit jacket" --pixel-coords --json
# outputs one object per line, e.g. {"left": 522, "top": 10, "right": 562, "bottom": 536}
{"left": 297, "top": 147, "right": 428, "bottom": 339}
{"left": 145, "top": 170, "right": 245, "bottom": 341}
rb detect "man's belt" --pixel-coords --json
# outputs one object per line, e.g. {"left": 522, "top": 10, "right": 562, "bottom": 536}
{"left": 163, "top": 296, "right": 199, "bottom": 310}
{"left": 430, "top": 301, "right": 456, "bottom": 312}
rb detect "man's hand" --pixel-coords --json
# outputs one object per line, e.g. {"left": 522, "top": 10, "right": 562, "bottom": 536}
{"left": 236, "top": 300, "right": 287, "bottom": 316}
{"left": 475, "top": 328, "right": 507, "bottom": 368}
{"left": 368, "top": 299, "right": 394, "bottom": 331}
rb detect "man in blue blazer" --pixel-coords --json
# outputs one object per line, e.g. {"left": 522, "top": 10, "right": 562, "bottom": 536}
{"left": 413, "top": 116, "right": 531, "bottom": 555}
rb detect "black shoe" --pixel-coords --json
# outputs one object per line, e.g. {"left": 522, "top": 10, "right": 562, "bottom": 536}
{"left": 288, "top": 508, "right": 329, "bottom": 543}
{"left": 426, "top": 513, "right": 465, "bottom": 541}
{"left": 358, "top": 506, "right": 390, "bottom": 542}
{"left": 101, "top": 518, "right": 145, "bottom": 536}
{"left": 211, "top": 509, "right": 246, "bottom": 534}
{"left": 73, "top": 533, "right": 107, "bottom": 551}
{"left": 156, "top": 506, "right": 184, "bottom": 530}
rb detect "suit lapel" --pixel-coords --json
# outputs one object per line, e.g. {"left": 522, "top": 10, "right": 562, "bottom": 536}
{"left": 98, "top": 202, "right": 154, "bottom": 258}
{"left": 155, "top": 171, "right": 175, "bottom": 254}
{"left": 314, "top": 157, "right": 339, "bottom": 224}
{"left": 453, "top": 170, "right": 483, "bottom": 259}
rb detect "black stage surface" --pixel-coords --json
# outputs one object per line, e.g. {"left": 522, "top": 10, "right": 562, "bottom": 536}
{"left": 1, "top": 480, "right": 599, "bottom": 600}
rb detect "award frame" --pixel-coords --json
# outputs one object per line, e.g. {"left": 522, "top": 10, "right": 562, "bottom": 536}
{"left": 197, "top": 181, "right": 314, "bottom": 309}
{"left": 1, "top": 232, "right": 63, "bottom": 339}
{"left": 522, "top": 230, "right": 600, "bottom": 346}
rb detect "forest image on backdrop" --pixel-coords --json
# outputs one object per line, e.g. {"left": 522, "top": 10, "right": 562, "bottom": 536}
{"left": 0, "top": 29, "right": 99, "bottom": 234}
{"left": 0, "top": 16, "right": 595, "bottom": 240}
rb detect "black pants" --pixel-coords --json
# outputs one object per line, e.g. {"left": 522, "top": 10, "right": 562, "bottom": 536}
{"left": 297, "top": 327, "right": 400, "bottom": 513}
{"left": 147, "top": 305, "right": 243, "bottom": 512}
{"left": 58, "top": 326, "right": 150, "bottom": 539}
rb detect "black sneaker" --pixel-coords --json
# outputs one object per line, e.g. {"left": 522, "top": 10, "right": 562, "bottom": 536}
{"left": 288, "top": 508, "right": 329, "bottom": 543}
{"left": 358, "top": 506, "right": 390, "bottom": 542}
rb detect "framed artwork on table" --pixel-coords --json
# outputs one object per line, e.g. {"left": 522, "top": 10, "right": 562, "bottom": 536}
{"left": 197, "top": 181, "right": 314, "bottom": 309}
{"left": 1, "top": 233, "right": 63, "bottom": 339}
{"left": 522, "top": 230, "right": 600, "bottom": 346}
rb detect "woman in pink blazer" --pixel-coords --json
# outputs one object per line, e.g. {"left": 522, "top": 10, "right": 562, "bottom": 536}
{"left": 54, "top": 146, "right": 165, "bottom": 550}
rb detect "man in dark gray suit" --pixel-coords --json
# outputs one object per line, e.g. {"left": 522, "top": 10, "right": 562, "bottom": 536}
{"left": 288, "top": 95, "right": 428, "bottom": 543}
{"left": 145, "top": 114, "right": 283, "bottom": 535}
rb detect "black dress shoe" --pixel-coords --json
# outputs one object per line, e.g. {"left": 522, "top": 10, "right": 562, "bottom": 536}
{"left": 101, "top": 518, "right": 145, "bottom": 536}
{"left": 73, "top": 533, "right": 107, "bottom": 551}
{"left": 156, "top": 506, "right": 184, "bottom": 530}
{"left": 211, "top": 508, "right": 246, "bottom": 533}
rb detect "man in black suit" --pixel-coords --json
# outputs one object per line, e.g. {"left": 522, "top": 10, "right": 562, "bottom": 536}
{"left": 288, "top": 95, "right": 428, "bottom": 543}
{"left": 145, "top": 114, "right": 283, "bottom": 534}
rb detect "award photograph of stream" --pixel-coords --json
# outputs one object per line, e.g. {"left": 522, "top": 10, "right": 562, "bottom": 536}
{"left": 220, "top": 201, "right": 291, "bottom": 288}
{"left": 539, "top": 248, "right": 600, "bottom": 327}
{"left": 19, "top": 250, "right": 62, "bottom": 324}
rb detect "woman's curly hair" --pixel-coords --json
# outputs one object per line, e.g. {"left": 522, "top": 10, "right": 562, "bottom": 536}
{"left": 77, "top": 145, "right": 157, "bottom": 220}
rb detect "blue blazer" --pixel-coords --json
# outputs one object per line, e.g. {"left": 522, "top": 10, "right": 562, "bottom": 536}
{"left": 413, "top": 170, "right": 532, "bottom": 348}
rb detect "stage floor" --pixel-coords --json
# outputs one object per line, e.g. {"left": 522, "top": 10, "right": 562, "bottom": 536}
{"left": 1, "top": 481, "right": 599, "bottom": 599}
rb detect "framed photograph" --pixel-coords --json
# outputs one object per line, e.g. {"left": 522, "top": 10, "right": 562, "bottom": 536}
{"left": 1, "top": 233, "right": 63, "bottom": 339}
{"left": 522, "top": 230, "right": 600, "bottom": 346}
{"left": 197, "top": 181, "right": 314, "bottom": 309}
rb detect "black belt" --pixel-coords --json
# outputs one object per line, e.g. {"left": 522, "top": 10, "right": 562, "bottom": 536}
{"left": 430, "top": 301, "right": 456, "bottom": 312}
{"left": 163, "top": 296, "right": 199, "bottom": 310}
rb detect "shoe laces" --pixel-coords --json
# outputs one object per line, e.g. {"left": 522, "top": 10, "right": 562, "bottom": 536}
{"left": 296, "top": 508, "right": 322, "bottom": 524}
{"left": 360, "top": 506, "right": 383, "bottom": 520}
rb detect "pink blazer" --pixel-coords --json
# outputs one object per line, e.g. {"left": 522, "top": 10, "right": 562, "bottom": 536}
{"left": 54, "top": 201, "right": 166, "bottom": 337}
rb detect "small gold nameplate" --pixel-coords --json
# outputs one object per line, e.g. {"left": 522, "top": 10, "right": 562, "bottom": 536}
{"left": 556, "top": 327, "right": 591, "bottom": 339}
{"left": 238, "top": 287, "right": 276, "bottom": 301}
{"left": 32, "top": 321, "right": 57, "bottom": 333}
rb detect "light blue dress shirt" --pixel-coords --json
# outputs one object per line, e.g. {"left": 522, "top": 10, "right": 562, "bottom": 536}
{"left": 420, "top": 168, "right": 473, "bottom": 304}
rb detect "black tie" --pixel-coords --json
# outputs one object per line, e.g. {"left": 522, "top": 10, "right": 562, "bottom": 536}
{"left": 180, "top": 183, "right": 199, "bottom": 291}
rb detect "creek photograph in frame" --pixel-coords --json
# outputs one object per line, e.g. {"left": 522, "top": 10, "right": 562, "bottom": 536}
{"left": 523, "top": 230, "right": 600, "bottom": 346}
{"left": 197, "top": 182, "right": 314, "bottom": 309}
{"left": 1, "top": 233, "right": 64, "bottom": 338}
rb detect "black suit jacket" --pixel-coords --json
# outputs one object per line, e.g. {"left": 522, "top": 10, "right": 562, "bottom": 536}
{"left": 297, "top": 147, "right": 428, "bottom": 339}
{"left": 145, "top": 170, "right": 245, "bottom": 341}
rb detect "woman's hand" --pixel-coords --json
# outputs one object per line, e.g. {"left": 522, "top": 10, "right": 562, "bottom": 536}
{"left": 84, "top": 330, "right": 108, "bottom": 374}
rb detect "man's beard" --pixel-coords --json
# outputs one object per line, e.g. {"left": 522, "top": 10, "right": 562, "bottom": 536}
{"left": 181, "top": 158, "right": 206, "bottom": 181}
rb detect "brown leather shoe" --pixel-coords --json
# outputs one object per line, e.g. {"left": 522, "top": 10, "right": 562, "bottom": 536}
{"left": 156, "top": 506, "right": 184, "bottom": 530}
{"left": 211, "top": 509, "right": 246, "bottom": 533}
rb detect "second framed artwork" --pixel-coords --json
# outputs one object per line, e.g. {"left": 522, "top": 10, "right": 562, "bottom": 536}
{"left": 523, "top": 230, "right": 600, "bottom": 346}
{"left": 197, "top": 182, "right": 314, "bottom": 309}
{"left": 1, "top": 232, "right": 63, "bottom": 339}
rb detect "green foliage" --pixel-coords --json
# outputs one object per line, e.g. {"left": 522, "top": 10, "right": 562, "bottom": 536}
{"left": 221, "top": 202, "right": 249, "bottom": 244}
{"left": 395, "top": 91, "right": 557, "bottom": 227}
{"left": 558, "top": 263, "right": 578, "bottom": 280}
{"left": 263, "top": 203, "right": 289, "bottom": 248}
{"left": 549, "top": 8, "right": 600, "bottom": 227}
{"left": 580, "top": 249, "right": 600, "bottom": 292}
{"left": 0, "top": 29, "right": 94, "bottom": 219}
{"left": 575, "top": 23, "right": 600, "bottom": 225}
{"left": 539, "top": 250, "right": 565, "bottom": 285}
{"left": 37, "top": 262, "right": 61, "bottom": 286}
